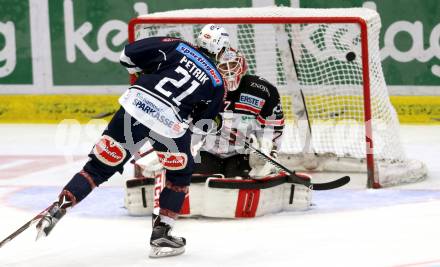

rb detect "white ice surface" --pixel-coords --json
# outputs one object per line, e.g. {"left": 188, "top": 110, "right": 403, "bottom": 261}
{"left": 1, "top": 124, "right": 440, "bottom": 267}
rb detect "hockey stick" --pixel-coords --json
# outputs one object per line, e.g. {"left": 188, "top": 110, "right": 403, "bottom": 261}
{"left": 130, "top": 148, "right": 155, "bottom": 164}
{"left": 90, "top": 110, "right": 116, "bottom": 119}
{"left": 287, "top": 39, "right": 319, "bottom": 163}
{"left": 224, "top": 130, "right": 350, "bottom": 190}
{"left": 0, "top": 203, "right": 55, "bottom": 248}
{"left": 90, "top": 74, "right": 138, "bottom": 119}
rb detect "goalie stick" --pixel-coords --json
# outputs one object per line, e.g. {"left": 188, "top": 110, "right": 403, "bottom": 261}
{"left": 0, "top": 203, "right": 55, "bottom": 248}
{"left": 224, "top": 130, "right": 350, "bottom": 190}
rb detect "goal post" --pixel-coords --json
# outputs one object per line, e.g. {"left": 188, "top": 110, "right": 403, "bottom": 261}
{"left": 127, "top": 7, "right": 427, "bottom": 188}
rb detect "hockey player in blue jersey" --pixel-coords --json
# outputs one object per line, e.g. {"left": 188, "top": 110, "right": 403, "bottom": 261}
{"left": 35, "top": 24, "right": 229, "bottom": 258}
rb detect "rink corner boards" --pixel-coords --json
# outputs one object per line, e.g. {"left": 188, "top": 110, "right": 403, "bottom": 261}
{"left": 0, "top": 95, "right": 439, "bottom": 124}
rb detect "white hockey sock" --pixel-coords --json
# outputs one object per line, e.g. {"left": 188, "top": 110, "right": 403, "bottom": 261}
{"left": 160, "top": 215, "right": 175, "bottom": 227}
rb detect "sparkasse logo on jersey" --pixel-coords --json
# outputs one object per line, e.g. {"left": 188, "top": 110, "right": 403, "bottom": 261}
{"left": 132, "top": 95, "right": 180, "bottom": 133}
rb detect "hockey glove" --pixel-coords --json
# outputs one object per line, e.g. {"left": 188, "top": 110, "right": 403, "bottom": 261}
{"left": 248, "top": 135, "right": 278, "bottom": 178}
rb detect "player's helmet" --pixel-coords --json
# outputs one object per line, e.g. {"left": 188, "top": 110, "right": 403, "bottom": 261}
{"left": 216, "top": 49, "right": 248, "bottom": 91}
{"left": 196, "top": 24, "right": 230, "bottom": 60}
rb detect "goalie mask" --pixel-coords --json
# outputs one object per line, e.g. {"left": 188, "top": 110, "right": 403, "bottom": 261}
{"left": 216, "top": 49, "right": 248, "bottom": 91}
{"left": 196, "top": 24, "right": 230, "bottom": 60}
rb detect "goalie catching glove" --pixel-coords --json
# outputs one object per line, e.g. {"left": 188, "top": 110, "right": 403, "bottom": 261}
{"left": 248, "top": 134, "right": 278, "bottom": 178}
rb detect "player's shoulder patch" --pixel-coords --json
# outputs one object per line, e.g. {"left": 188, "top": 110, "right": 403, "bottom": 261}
{"left": 175, "top": 43, "right": 223, "bottom": 87}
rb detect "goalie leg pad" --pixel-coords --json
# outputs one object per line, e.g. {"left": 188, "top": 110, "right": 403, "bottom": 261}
{"left": 202, "top": 174, "right": 312, "bottom": 218}
{"left": 125, "top": 177, "right": 156, "bottom": 216}
{"left": 124, "top": 174, "right": 207, "bottom": 217}
{"left": 125, "top": 174, "right": 312, "bottom": 218}
{"left": 283, "top": 172, "right": 312, "bottom": 211}
{"left": 202, "top": 177, "right": 283, "bottom": 218}
{"left": 282, "top": 183, "right": 312, "bottom": 211}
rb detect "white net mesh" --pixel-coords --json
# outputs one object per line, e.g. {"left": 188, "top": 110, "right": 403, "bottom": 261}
{"left": 130, "top": 7, "right": 427, "bottom": 187}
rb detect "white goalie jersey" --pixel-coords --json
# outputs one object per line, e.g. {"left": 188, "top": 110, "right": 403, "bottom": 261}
{"left": 201, "top": 74, "right": 285, "bottom": 158}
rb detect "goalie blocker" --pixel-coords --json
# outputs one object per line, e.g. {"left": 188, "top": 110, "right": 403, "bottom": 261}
{"left": 124, "top": 171, "right": 312, "bottom": 218}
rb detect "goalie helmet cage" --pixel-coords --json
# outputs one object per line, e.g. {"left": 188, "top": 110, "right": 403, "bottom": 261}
{"left": 128, "top": 7, "right": 427, "bottom": 188}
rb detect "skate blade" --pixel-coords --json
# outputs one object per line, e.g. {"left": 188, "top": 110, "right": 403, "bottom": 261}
{"left": 35, "top": 230, "right": 47, "bottom": 241}
{"left": 35, "top": 220, "right": 50, "bottom": 241}
{"left": 149, "top": 246, "right": 185, "bottom": 258}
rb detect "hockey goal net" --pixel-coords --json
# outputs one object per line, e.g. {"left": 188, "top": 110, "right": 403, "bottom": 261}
{"left": 128, "top": 6, "right": 427, "bottom": 188}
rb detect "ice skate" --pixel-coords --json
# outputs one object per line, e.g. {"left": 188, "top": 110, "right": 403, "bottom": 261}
{"left": 35, "top": 202, "right": 66, "bottom": 240}
{"left": 35, "top": 190, "right": 74, "bottom": 240}
{"left": 149, "top": 216, "right": 186, "bottom": 258}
